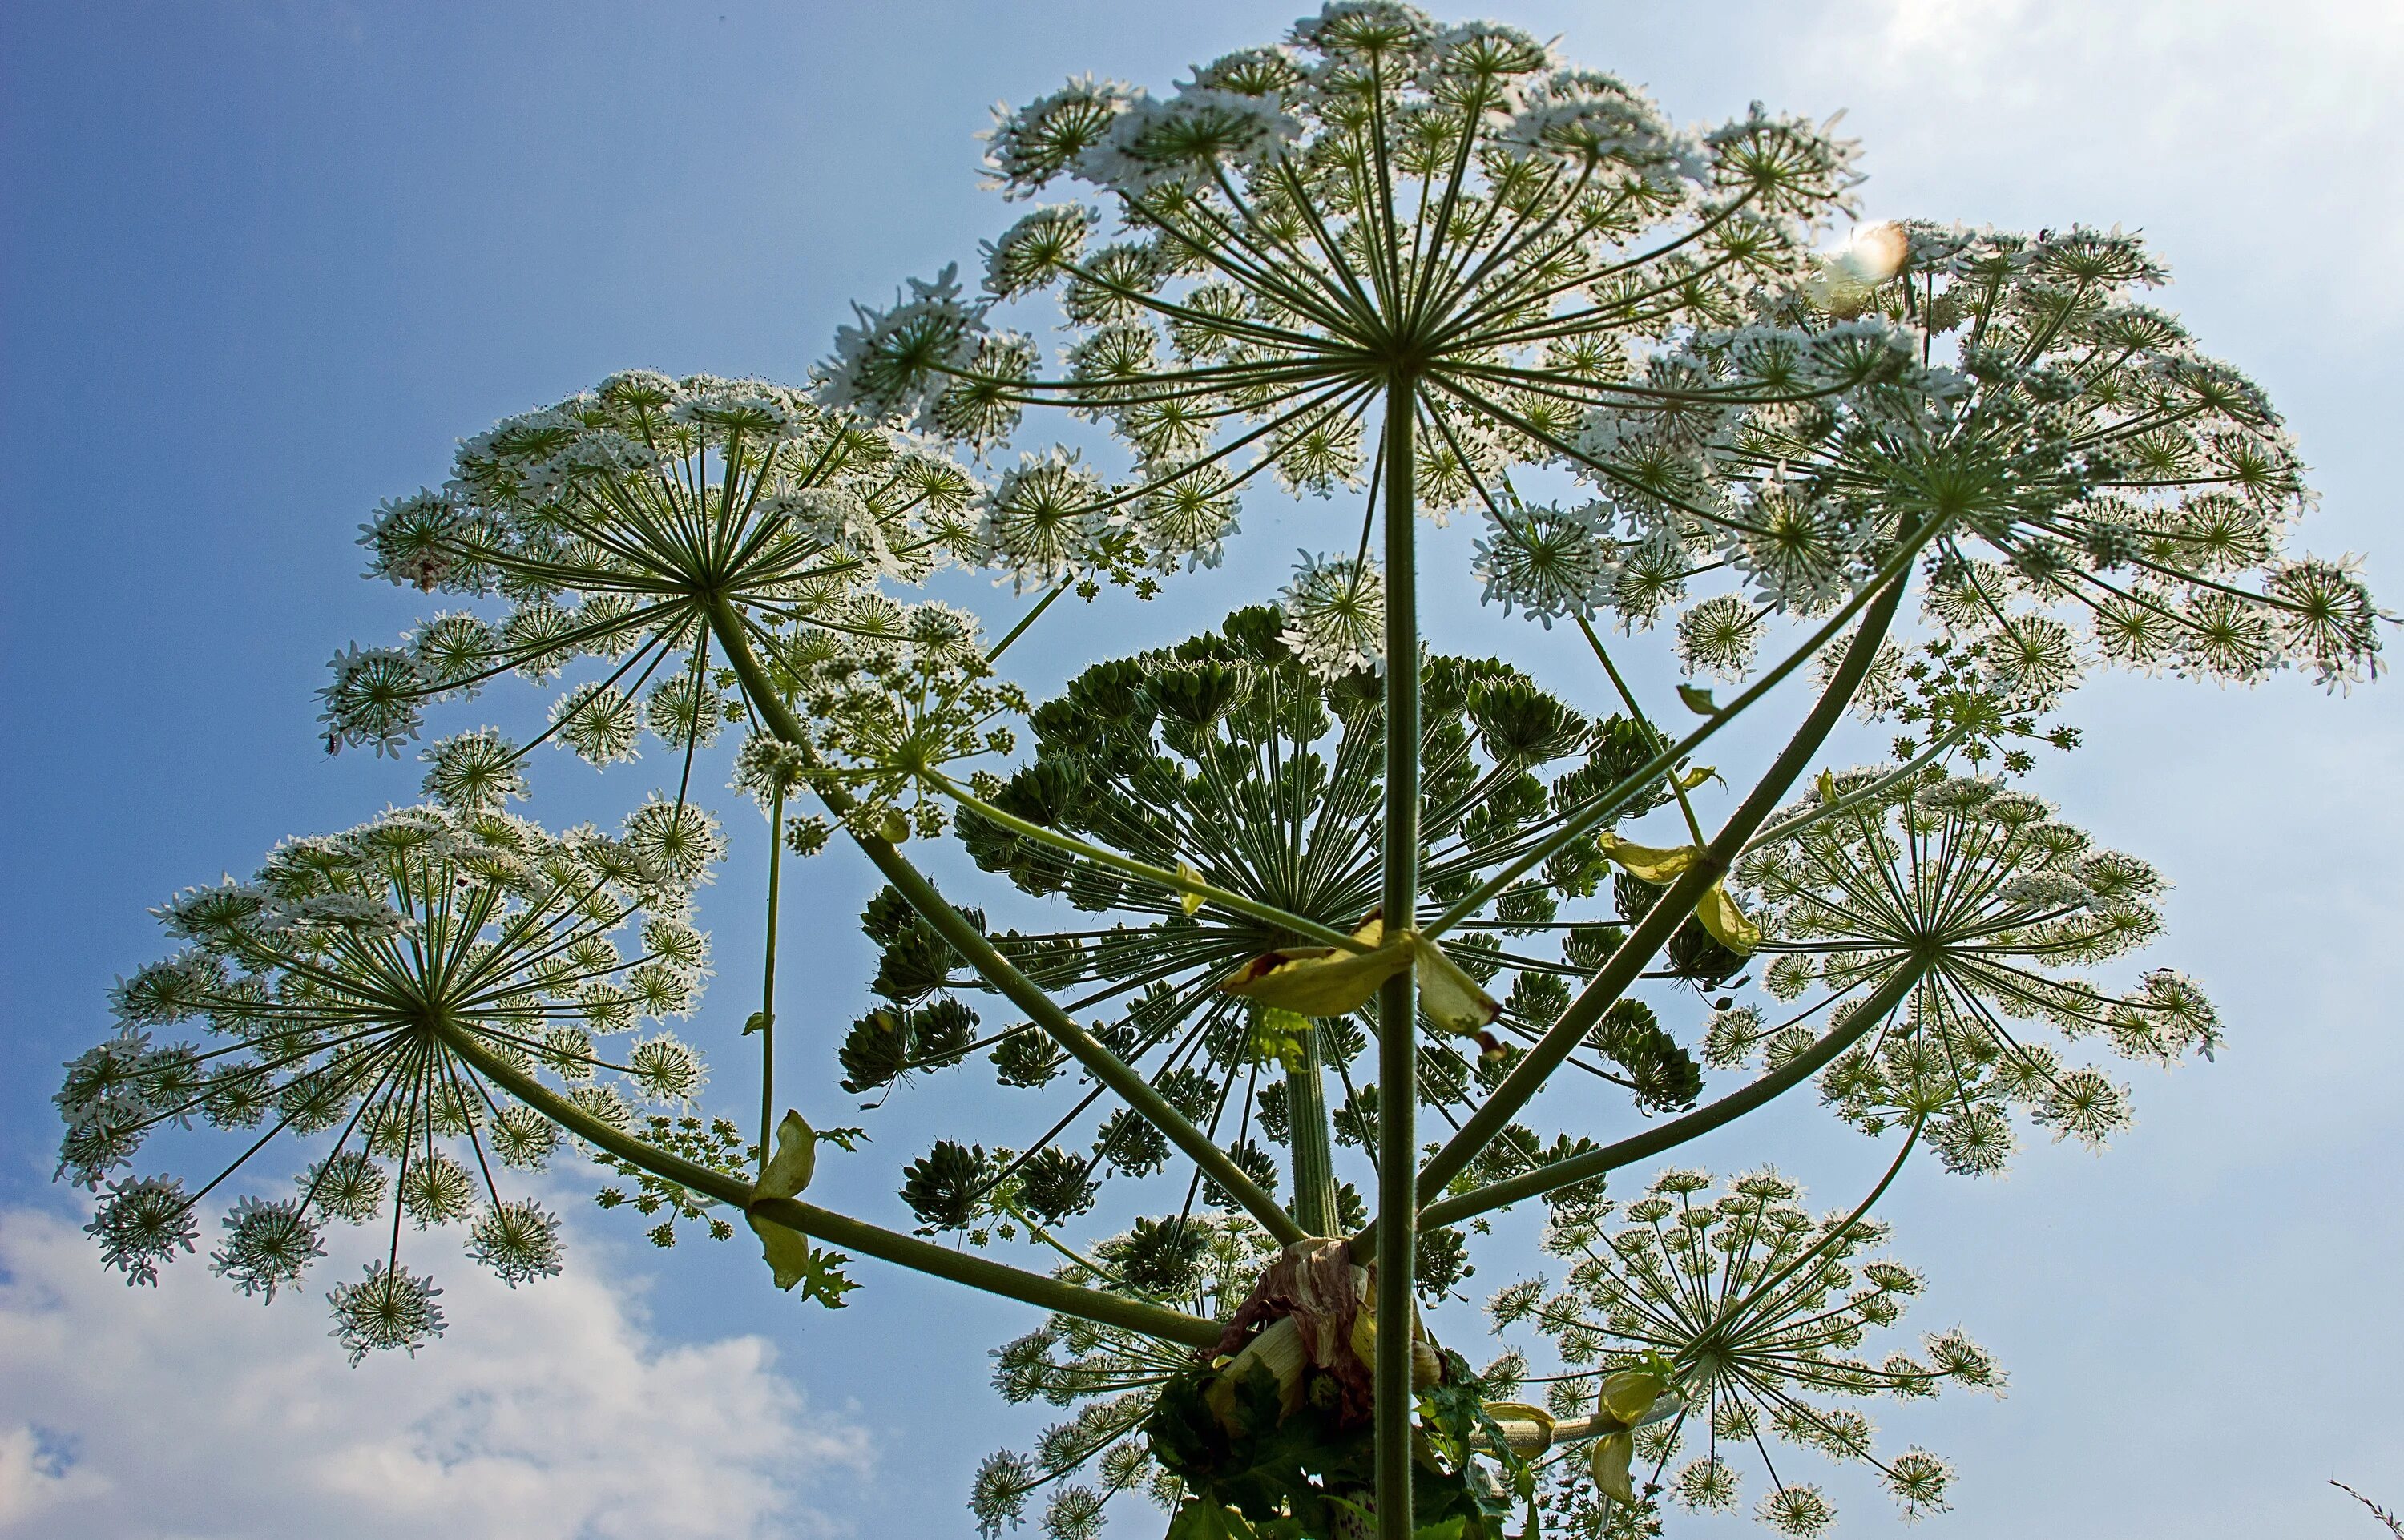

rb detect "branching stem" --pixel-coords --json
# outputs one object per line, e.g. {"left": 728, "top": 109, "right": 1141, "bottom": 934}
{"left": 707, "top": 600, "right": 1308, "bottom": 1247}
{"left": 1414, "top": 956, "right": 1934, "bottom": 1230}
{"left": 435, "top": 1018, "right": 1221, "bottom": 1346}
{"left": 1411, "top": 526, "right": 1922, "bottom": 1211}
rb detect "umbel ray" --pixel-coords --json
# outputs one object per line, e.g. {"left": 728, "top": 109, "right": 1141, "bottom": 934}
{"left": 59, "top": 7, "right": 2381, "bottom": 1540}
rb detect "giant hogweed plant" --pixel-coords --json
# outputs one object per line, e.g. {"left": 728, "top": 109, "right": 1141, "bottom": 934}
{"left": 58, "top": 7, "right": 2381, "bottom": 1540}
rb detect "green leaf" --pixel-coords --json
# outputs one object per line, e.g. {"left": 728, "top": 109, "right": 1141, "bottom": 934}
{"left": 1676, "top": 684, "right": 1719, "bottom": 716}
{"left": 742, "top": 1009, "right": 772, "bottom": 1037}
{"left": 1167, "top": 1501, "right": 1260, "bottom": 1540}
{"left": 796, "top": 1247, "right": 859, "bottom": 1308}
{"left": 1595, "top": 1368, "right": 1668, "bottom": 1426}
{"left": 1249, "top": 1007, "right": 1313, "bottom": 1073}
{"left": 747, "top": 1111, "right": 861, "bottom": 1300}
{"left": 745, "top": 1209, "right": 859, "bottom": 1305}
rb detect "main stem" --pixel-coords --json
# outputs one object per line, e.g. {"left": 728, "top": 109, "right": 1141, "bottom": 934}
{"left": 1375, "top": 378, "right": 1419, "bottom": 1540}
{"left": 1286, "top": 1018, "right": 1339, "bottom": 1236}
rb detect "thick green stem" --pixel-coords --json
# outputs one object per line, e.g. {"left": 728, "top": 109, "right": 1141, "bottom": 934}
{"left": 436, "top": 1019, "right": 1220, "bottom": 1346}
{"left": 1375, "top": 381, "right": 1419, "bottom": 1540}
{"left": 1416, "top": 957, "right": 1932, "bottom": 1229}
{"left": 1410, "top": 551, "right": 1918, "bottom": 1207}
{"left": 1285, "top": 1017, "right": 1340, "bottom": 1236}
{"left": 707, "top": 602, "right": 1306, "bottom": 1247}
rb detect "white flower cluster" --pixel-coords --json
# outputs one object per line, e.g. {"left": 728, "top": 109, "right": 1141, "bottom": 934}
{"left": 1735, "top": 768, "right": 2215, "bottom": 1173}
{"left": 817, "top": 2, "right": 1869, "bottom": 602}
{"left": 58, "top": 803, "right": 721, "bottom": 1357}
{"left": 1492, "top": 1167, "right": 1993, "bottom": 1537}
{"left": 1278, "top": 550, "right": 1385, "bottom": 679}
{"left": 332, "top": 371, "right": 986, "bottom": 774}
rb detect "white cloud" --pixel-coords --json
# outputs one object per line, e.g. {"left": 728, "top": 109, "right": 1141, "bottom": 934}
{"left": 1769, "top": 0, "right": 2404, "bottom": 326}
{"left": 0, "top": 1204, "right": 870, "bottom": 1540}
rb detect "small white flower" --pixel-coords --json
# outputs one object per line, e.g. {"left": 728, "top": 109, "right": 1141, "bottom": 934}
{"left": 1473, "top": 500, "right": 1618, "bottom": 626}
{"left": 1279, "top": 550, "right": 1385, "bottom": 679}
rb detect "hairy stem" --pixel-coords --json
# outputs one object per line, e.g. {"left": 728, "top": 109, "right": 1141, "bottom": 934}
{"left": 1375, "top": 378, "right": 1420, "bottom": 1540}
{"left": 1285, "top": 1017, "right": 1340, "bottom": 1236}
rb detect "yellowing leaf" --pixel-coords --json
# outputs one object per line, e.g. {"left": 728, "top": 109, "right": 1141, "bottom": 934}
{"left": 1220, "top": 912, "right": 1410, "bottom": 1018}
{"left": 1220, "top": 915, "right": 1502, "bottom": 1053}
{"left": 748, "top": 1211, "right": 816, "bottom": 1291}
{"left": 1599, "top": 831, "right": 1703, "bottom": 885}
{"left": 754, "top": 1109, "right": 817, "bottom": 1202}
{"left": 1596, "top": 1369, "right": 1668, "bottom": 1427}
{"left": 1207, "top": 1314, "right": 1310, "bottom": 1427}
{"left": 1176, "top": 861, "right": 1206, "bottom": 917}
{"left": 1482, "top": 1401, "right": 1557, "bottom": 1457}
{"left": 1695, "top": 881, "right": 1760, "bottom": 956}
{"left": 746, "top": 1110, "right": 826, "bottom": 1290}
{"left": 1222, "top": 938, "right": 1412, "bottom": 1017}
{"left": 1410, "top": 934, "right": 1502, "bottom": 1041}
{"left": 1674, "top": 764, "right": 1720, "bottom": 791}
{"left": 1589, "top": 1431, "right": 1635, "bottom": 1503}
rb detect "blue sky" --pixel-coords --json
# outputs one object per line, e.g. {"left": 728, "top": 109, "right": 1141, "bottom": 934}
{"left": 3, "top": 2, "right": 2401, "bottom": 1537}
